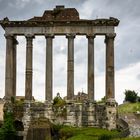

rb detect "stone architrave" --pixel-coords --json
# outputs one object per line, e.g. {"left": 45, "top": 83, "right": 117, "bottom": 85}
{"left": 25, "top": 35, "right": 34, "bottom": 100}
{"left": 87, "top": 35, "right": 95, "bottom": 101}
{"left": 66, "top": 34, "right": 75, "bottom": 100}
{"left": 4, "top": 34, "right": 14, "bottom": 100}
{"left": 105, "top": 33, "right": 116, "bottom": 99}
{"left": 45, "top": 34, "right": 54, "bottom": 101}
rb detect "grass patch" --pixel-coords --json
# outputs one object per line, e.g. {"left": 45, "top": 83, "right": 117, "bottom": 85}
{"left": 114, "top": 137, "right": 140, "bottom": 140}
{"left": 118, "top": 102, "right": 140, "bottom": 114}
{"left": 59, "top": 126, "right": 119, "bottom": 140}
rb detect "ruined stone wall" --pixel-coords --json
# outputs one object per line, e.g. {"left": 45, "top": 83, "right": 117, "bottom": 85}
{"left": 4, "top": 100, "right": 118, "bottom": 139}
{"left": 20, "top": 100, "right": 117, "bottom": 130}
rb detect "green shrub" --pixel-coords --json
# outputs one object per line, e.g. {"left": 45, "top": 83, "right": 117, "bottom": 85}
{"left": 53, "top": 93, "right": 67, "bottom": 117}
{"left": 11, "top": 96, "right": 15, "bottom": 104}
{"left": 59, "top": 126, "right": 74, "bottom": 139}
{"left": 98, "top": 134, "right": 112, "bottom": 140}
{"left": 53, "top": 93, "right": 66, "bottom": 107}
{"left": 0, "top": 112, "right": 16, "bottom": 140}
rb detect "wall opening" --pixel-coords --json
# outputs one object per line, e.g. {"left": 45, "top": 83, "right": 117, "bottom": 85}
{"left": 53, "top": 36, "right": 67, "bottom": 99}
{"left": 75, "top": 36, "right": 87, "bottom": 95}
{"left": 16, "top": 36, "right": 26, "bottom": 98}
{"left": 94, "top": 36, "right": 105, "bottom": 101}
{"left": 33, "top": 36, "right": 45, "bottom": 101}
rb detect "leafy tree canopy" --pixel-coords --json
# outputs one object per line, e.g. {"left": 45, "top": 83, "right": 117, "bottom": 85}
{"left": 124, "top": 90, "right": 138, "bottom": 103}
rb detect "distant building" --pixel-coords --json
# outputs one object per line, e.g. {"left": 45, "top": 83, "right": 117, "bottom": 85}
{"left": 16, "top": 96, "right": 35, "bottom": 101}
{"left": 73, "top": 91, "right": 88, "bottom": 102}
{"left": 64, "top": 91, "right": 88, "bottom": 102}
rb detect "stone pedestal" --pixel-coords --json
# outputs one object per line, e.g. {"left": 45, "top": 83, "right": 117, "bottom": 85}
{"left": 87, "top": 102, "right": 95, "bottom": 126}
{"left": 105, "top": 98, "right": 117, "bottom": 130}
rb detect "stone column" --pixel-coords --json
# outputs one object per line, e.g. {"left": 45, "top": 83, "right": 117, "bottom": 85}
{"left": 13, "top": 37, "right": 18, "bottom": 97}
{"left": 45, "top": 34, "right": 54, "bottom": 101}
{"left": 105, "top": 33, "right": 116, "bottom": 99}
{"left": 87, "top": 35, "right": 95, "bottom": 101}
{"left": 66, "top": 34, "right": 75, "bottom": 100}
{"left": 25, "top": 35, "right": 34, "bottom": 100}
{"left": 4, "top": 34, "right": 14, "bottom": 100}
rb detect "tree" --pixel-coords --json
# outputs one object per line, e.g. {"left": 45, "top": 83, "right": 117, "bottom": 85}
{"left": 124, "top": 90, "right": 138, "bottom": 103}
{"left": 53, "top": 93, "right": 66, "bottom": 107}
{"left": 0, "top": 112, "right": 16, "bottom": 140}
{"left": 137, "top": 96, "right": 140, "bottom": 102}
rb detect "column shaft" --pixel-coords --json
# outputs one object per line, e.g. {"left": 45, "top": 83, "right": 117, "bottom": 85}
{"left": 5, "top": 34, "right": 14, "bottom": 100}
{"left": 66, "top": 34, "right": 75, "bottom": 100}
{"left": 13, "top": 37, "right": 18, "bottom": 97}
{"left": 25, "top": 35, "right": 34, "bottom": 100}
{"left": 105, "top": 33, "right": 116, "bottom": 99}
{"left": 87, "top": 35, "right": 95, "bottom": 101}
{"left": 45, "top": 35, "right": 54, "bottom": 101}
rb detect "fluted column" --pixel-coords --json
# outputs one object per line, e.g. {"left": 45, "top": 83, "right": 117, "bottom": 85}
{"left": 45, "top": 34, "right": 54, "bottom": 101}
{"left": 4, "top": 34, "right": 15, "bottom": 100}
{"left": 105, "top": 33, "right": 116, "bottom": 99}
{"left": 66, "top": 34, "right": 75, "bottom": 100}
{"left": 25, "top": 35, "right": 34, "bottom": 100}
{"left": 87, "top": 35, "right": 95, "bottom": 101}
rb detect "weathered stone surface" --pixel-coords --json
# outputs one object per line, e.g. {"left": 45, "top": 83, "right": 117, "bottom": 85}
{"left": 119, "top": 113, "right": 140, "bottom": 137}
{"left": 2, "top": 99, "right": 118, "bottom": 139}
{"left": 87, "top": 35, "right": 95, "bottom": 101}
{"left": 26, "top": 117, "right": 51, "bottom": 140}
{"left": 29, "top": 5, "right": 79, "bottom": 21}
{"left": 0, "top": 7, "right": 120, "bottom": 139}
{"left": 45, "top": 35, "right": 54, "bottom": 101}
{"left": 0, "top": 100, "right": 4, "bottom": 121}
{"left": 4, "top": 34, "right": 15, "bottom": 100}
{"left": 25, "top": 35, "right": 34, "bottom": 100}
{"left": 66, "top": 34, "right": 75, "bottom": 100}
{"left": 105, "top": 34, "right": 116, "bottom": 99}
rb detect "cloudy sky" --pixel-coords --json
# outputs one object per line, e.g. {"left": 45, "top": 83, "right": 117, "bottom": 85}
{"left": 0, "top": 0, "right": 140, "bottom": 104}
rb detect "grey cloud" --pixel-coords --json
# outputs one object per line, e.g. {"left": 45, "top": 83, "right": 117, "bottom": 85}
{"left": 0, "top": 0, "right": 140, "bottom": 100}
{"left": 115, "top": 22, "right": 140, "bottom": 70}
{"left": 1, "top": 0, "right": 140, "bottom": 72}
{"left": 0, "top": 0, "right": 84, "bottom": 20}
{"left": 84, "top": 0, "right": 140, "bottom": 71}
{"left": 136, "top": 74, "right": 140, "bottom": 81}
{"left": 53, "top": 45, "right": 67, "bottom": 55}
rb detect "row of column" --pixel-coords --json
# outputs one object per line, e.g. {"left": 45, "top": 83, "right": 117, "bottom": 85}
{"left": 4, "top": 33, "right": 116, "bottom": 101}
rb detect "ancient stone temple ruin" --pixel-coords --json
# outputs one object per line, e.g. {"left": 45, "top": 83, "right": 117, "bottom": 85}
{"left": 0, "top": 6, "right": 119, "bottom": 139}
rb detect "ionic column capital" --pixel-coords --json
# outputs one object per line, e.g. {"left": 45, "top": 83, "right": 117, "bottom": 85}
{"left": 105, "top": 33, "right": 116, "bottom": 43}
{"left": 25, "top": 34, "right": 35, "bottom": 40}
{"left": 66, "top": 34, "right": 76, "bottom": 39}
{"left": 106, "top": 33, "right": 116, "bottom": 39}
{"left": 45, "top": 34, "right": 54, "bottom": 39}
{"left": 4, "top": 33, "right": 14, "bottom": 39}
{"left": 86, "top": 34, "right": 96, "bottom": 39}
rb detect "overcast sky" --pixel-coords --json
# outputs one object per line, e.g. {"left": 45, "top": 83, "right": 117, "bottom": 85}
{"left": 0, "top": 0, "right": 140, "bottom": 104}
